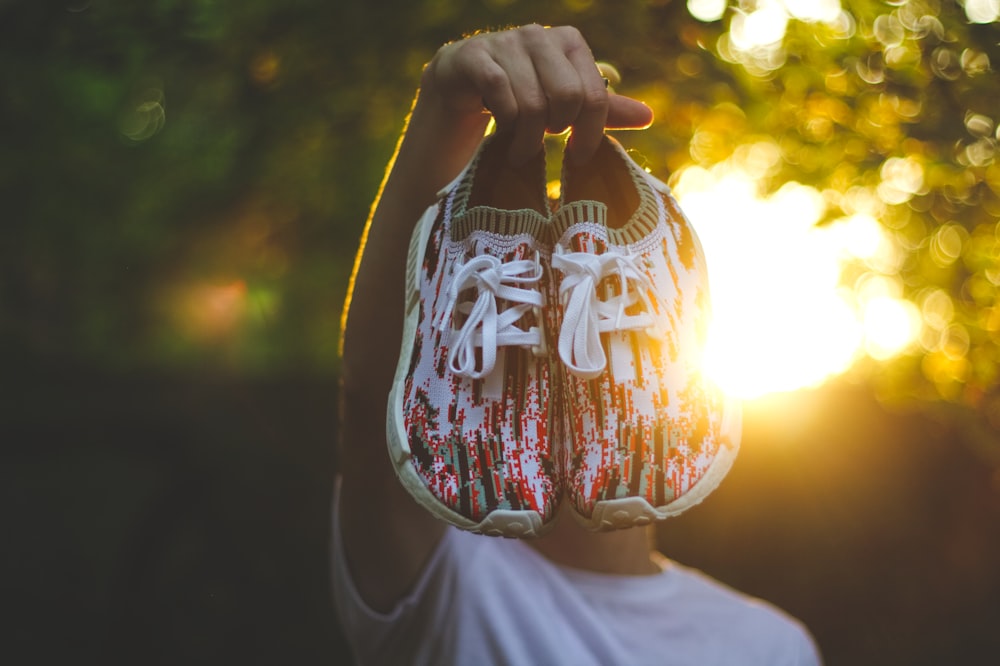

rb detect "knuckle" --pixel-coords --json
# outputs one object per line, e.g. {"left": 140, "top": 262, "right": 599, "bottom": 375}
{"left": 518, "top": 92, "right": 549, "bottom": 117}
{"left": 559, "top": 25, "right": 583, "bottom": 42}
{"left": 548, "top": 83, "right": 584, "bottom": 109}
{"left": 477, "top": 31, "right": 507, "bottom": 56}
{"left": 581, "top": 86, "right": 609, "bottom": 109}
{"left": 517, "top": 23, "right": 546, "bottom": 39}
{"left": 479, "top": 65, "right": 507, "bottom": 90}
{"left": 552, "top": 25, "right": 585, "bottom": 49}
{"left": 456, "top": 33, "right": 484, "bottom": 55}
{"left": 494, "top": 28, "right": 521, "bottom": 49}
{"left": 448, "top": 39, "right": 484, "bottom": 73}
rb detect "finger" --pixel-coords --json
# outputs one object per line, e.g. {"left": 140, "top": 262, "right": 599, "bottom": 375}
{"left": 489, "top": 29, "right": 549, "bottom": 165}
{"left": 563, "top": 60, "right": 610, "bottom": 163}
{"left": 606, "top": 95, "right": 654, "bottom": 130}
{"left": 454, "top": 42, "right": 519, "bottom": 123}
{"left": 546, "top": 26, "right": 609, "bottom": 164}
{"left": 521, "top": 27, "right": 585, "bottom": 136}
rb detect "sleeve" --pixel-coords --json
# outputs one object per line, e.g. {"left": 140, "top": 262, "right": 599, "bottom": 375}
{"left": 329, "top": 477, "right": 459, "bottom": 665}
{"left": 791, "top": 623, "right": 825, "bottom": 666}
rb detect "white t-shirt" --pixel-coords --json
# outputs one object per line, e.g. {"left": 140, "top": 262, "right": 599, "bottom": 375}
{"left": 332, "top": 492, "right": 822, "bottom": 665}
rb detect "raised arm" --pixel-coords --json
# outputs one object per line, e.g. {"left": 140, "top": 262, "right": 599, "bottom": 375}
{"left": 337, "top": 25, "right": 653, "bottom": 612}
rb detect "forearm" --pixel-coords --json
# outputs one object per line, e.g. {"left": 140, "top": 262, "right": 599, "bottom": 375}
{"left": 336, "top": 70, "right": 492, "bottom": 610}
{"left": 340, "top": 73, "right": 490, "bottom": 403}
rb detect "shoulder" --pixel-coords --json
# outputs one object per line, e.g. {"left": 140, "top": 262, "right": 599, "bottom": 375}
{"left": 665, "top": 562, "right": 823, "bottom": 665}
{"left": 332, "top": 486, "right": 526, "bottom": 620}
{"left": 333, "top": 514, "right": 578, "bottom": 666}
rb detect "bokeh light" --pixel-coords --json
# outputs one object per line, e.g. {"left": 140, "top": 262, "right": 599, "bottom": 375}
{"left": 862, "top": 295, "right": 921, "bottom": 361}
{"left": 963, "top": 0, "right": 1000, "bottom": 24}
{"left": 688, "top": 0, "right": 728, "bottom": 23}
{"left": 164, "top": 279, "right": 250, "bottom": 343}
{"left": 119, "top": 84, "right": 166, "bottom": 143}
{"left": 674, "top": 146, "right": 921, "bottom": 398}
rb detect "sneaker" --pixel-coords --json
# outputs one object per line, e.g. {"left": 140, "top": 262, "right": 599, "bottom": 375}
{"left": 386, "top": 132, "right": 560, "bottom": 537}
{"left": 550, "top": 135, "right": 741, "bottom": 530}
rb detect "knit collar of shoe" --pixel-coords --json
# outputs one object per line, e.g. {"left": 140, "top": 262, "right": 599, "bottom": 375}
{"left": 552, "top": 135, "right": 663, "bottom": 247}
{"left": 446, "top": 131, "right": 550, "bottom": 244}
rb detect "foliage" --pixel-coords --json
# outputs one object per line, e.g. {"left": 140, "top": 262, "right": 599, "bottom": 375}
{"left": 3, "top": 0, "right": 999, "bottom": 442}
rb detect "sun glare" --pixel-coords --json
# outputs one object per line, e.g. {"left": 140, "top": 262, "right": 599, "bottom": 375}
{"left": 673, "top": 147, "right": 919, "bottom": 398}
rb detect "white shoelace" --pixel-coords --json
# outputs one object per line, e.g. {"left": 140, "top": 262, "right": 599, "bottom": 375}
{"left": 437, "top": 253, "right": 544, "bottom": 379}
{"left": 552, "top": 247, "right": 660, "bottom": 379}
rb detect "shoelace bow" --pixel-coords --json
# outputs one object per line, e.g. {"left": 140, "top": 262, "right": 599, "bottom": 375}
{"left": 552, "top": 247, "right": 660, "bottom": 379}
{"left": 437, "top": 253, "right": 544, "bottom": 379}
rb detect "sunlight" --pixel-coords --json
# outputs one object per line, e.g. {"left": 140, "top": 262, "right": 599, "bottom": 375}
{"left": 837, "top": 214, "right": 883, "bottom": 260}
{"left": 687, "top": 0, "right": 728, "bottom": 22}
{"left": 783, "top": 0, "right": 841, "bottom": 22}
{"left": 862, "top": 296, "right": 921, "bottom": 360}
{"left": 715, "top": 0, "right": 850, "bottom": 74}
{"left": 673, "top": 148, "right": 919, "bottom": 398}
{"left": 963, "top": 0, "right": 1000, "bottom": 24}
{"left": 726, "top": 0, "right": 846, "bottom": 47}
{"left": 737, "top": 0, "right": 789, "bottom": 49}
{"left": 688, "top": 0, "right": 844, "bottom": 26}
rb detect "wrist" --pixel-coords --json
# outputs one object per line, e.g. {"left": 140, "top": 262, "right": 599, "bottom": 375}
{"left": 389, "top": 79, "right": 490, "bottom": 202}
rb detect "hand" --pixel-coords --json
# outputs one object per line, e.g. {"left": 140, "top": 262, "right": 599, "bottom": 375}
{"left": 422, "top": 24, "right": 654, "bottom": 165}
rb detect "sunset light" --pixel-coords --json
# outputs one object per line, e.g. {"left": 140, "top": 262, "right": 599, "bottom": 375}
{"left": 673, "top": 144, "right": 920, "bottom": 398}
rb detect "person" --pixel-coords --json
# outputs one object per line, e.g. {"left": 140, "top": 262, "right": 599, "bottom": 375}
{"left": 334, "top": 24, "right": 823, "bottom": 665}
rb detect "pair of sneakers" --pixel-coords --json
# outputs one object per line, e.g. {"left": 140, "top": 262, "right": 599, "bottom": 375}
{"left": 387, "top": 131, "right": 740, "bottom": 537}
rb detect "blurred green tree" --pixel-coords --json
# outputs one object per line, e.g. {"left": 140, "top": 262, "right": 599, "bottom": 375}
{"left": 2, "top": 0, "right": 998, "bottom": 449}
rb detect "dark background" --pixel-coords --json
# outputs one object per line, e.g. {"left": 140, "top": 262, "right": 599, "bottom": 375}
{"left": 4, "top": 1, "right": 1000, "bottom": 664}
{"left": 7, "top": 368, "right": 1000, "bottom": 664}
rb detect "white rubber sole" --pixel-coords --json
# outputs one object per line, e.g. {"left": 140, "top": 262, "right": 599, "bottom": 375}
{"left": 385, "top": 204, "right": 546, "bottom": 539}
{"left": 573, "top": 398, "right": 743, "bottom": 531}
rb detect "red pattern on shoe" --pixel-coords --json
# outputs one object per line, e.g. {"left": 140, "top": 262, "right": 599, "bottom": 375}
{"left": 387, "top": 133, "right": 560, "bottom": 537}
{"left": 551, "top": 136, "right": 741, "bottom": 530}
